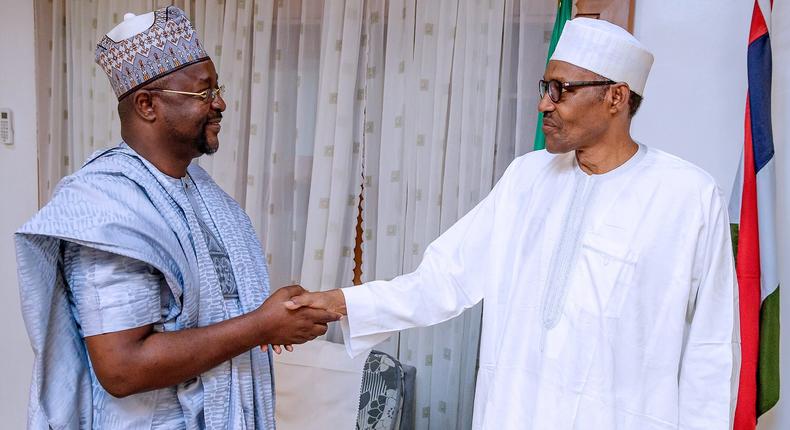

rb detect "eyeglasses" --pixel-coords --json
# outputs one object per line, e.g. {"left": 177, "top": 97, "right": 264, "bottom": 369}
{"left": 539, "top": 79, "right": 614, "bottom": 103}
{"left": 149, "top": 85, "right": 226, "bottom": 103}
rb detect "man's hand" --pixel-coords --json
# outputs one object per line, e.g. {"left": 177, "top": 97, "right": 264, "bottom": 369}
{"left": 253, "top": 285, "right": 343, "bottom": 346}
{"left": 284, "top": 289, "right": 348, "bottom": 316}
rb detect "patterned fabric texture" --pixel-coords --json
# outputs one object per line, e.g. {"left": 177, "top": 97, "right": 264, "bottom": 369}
{"left": 357, "top": 350, "right": 416, "bottom": 430}
{"left": 15, "top": 143, "right": 274, "bottom": 429}
{"left": 95, "top": 6, "right": 209, "bottom": 99}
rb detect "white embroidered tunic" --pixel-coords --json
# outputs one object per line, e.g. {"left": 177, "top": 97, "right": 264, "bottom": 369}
{"left": 341, "top": 145, "right": 740, "bottom": 429}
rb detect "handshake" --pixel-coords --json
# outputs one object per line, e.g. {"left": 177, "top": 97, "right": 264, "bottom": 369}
{"left": 251, "top": 285, "right": 348, "bottom": 354}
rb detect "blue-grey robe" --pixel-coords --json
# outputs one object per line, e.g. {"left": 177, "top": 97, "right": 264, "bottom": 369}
{"left": 15, "top": 144, "right": 275, "bottom": 429}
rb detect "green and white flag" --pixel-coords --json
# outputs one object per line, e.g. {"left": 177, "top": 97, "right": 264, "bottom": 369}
{"left": 533, "top": 0, "right": 572, "bottom": 151}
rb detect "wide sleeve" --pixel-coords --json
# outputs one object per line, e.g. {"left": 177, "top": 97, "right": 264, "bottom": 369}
{"left": 678, "top": 187, "right": 741, "bottom": 429}
{"left": 339, "top": 159, "right": 521, "bottom": 358}
{"left": 63, "top": 241, "right": 166, "bottom": 337}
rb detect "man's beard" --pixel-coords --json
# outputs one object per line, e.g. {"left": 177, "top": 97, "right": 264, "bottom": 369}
{"left": 162, "top": 115, "right": 217, "bottom": 155}
{"left": 195, "top": 129, "right": 216, "bottom": 155}
{"left": 194, "top": 117, "right": 218, "bottom": 155}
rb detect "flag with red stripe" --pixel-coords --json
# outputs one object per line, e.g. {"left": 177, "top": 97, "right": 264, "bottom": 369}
{"left": 730, "top": 0, "right": 780, "bottom": 428}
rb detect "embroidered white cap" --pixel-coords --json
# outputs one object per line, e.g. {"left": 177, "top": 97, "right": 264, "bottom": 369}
{"left": 550, "top": 18, "right": 654, "bottom": 95}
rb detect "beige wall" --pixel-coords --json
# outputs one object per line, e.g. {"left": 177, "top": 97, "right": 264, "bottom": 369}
{"left": 631, "top": 0, "right": 750, "bottom": 199}
{"left": 0, "top": 0, "right": 38, "bottom": 427}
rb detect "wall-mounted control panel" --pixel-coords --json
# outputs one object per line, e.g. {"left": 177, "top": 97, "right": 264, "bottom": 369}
{"left": 0, "top": 109, "right": 13, "bottom": 145}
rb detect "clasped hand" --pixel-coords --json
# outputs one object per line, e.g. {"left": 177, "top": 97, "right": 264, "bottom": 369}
{"left": 255, "top": 286, "right": 347, "bottom": 354}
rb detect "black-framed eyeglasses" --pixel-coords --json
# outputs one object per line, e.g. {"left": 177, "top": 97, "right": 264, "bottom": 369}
{"left": 148, "top": 85, "right": 226, "bottom": 103}
{"left": 539, "top": 79, "right": 615, "bottom": 103}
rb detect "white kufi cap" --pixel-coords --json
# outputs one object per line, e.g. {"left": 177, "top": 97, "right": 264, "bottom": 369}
{"left": 550, "top": 18, "right": 654, "bottom": 95}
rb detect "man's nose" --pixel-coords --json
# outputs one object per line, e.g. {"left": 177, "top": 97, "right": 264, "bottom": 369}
{"left": 538, "top": 92, "right": 555, "bottom": 113}
{"left": 212, "top": 94, "right": 227, "bottom": 112}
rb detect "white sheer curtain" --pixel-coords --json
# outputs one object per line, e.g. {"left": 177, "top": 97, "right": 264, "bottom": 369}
{"left": 395, "top": 0, "right": 504, "bottom": 425}
{"left": 497, "top": 0, "right": 558, "bottom": 178}
{"left": 362, "top": 1, "right": 555, "bottom": 427}
{"left": 36, "top": 1, "right": 555, "bottom": 428}
{"left": 243, "top": 1, "right": 377, "bottom": 327}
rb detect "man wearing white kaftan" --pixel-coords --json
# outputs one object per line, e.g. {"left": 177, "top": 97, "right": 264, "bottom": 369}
{"left": 339, "top": 145, "right": 739, "bottom": 429}
{"left": 288, "top": 18, "right": 740, "bottom": 429}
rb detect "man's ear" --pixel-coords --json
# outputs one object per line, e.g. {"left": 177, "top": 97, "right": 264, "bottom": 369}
{"left": 133, "top": 90, "right": 157, "bottom": 122}
{"left": 609, "top": 83, "right": 630, "bottom": 116}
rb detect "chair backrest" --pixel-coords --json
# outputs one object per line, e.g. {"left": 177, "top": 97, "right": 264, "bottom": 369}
{"left": 356, "top": 350, "right": 407, "bottom": 430}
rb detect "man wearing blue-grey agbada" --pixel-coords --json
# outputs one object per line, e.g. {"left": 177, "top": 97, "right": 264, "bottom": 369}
{"left": 15, "top": 6, "right": 339, "bottom": 429}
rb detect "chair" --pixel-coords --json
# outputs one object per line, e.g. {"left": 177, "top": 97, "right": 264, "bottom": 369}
{"left": 356, "top": 350, "right": 416, "bottom": 430}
